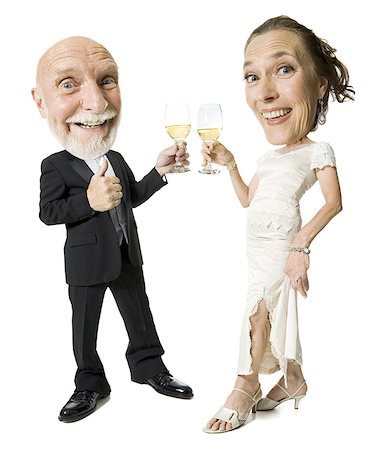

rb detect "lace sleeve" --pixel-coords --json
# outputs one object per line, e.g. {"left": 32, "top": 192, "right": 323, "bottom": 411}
{"left": 310, "top": 142, "right": 336, "bottom": 170}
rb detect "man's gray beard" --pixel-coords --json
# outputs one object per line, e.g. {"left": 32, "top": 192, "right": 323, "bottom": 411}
{"left": 48, "top": 120, "right": 119, "bottom": 160}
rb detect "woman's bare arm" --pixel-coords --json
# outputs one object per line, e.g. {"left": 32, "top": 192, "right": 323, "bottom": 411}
{"left": 202, "top": 141, "right": 259, "bottom": 207}
{"left": 285, "top": 166, "right": 342, "bottom": 297}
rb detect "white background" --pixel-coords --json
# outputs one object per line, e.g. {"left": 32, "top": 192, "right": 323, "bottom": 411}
{"left": 1, "top": 0, "right": 382, "bottom": 449}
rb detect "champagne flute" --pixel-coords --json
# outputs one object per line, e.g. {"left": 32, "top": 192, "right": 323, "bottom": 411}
{"left": 197, "top": 103, "right": 223, "bottom": 175}
{"left": 165, "top": 102, "right": 191, "bottom": 173}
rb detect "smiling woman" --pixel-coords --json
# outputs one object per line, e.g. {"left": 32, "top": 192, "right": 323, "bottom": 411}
{"left": 243, "top": 29, "right": 329, "bottom": 146}
{"left": 202, "top": 15, "right": 354, "bottom": 434}
{"left": 245, "top": 16, "right": 354, "bottom": 128}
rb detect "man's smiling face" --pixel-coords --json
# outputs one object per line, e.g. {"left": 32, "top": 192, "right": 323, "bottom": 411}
{"left": 32, "top": 36, "right": 121, "bottom": 159}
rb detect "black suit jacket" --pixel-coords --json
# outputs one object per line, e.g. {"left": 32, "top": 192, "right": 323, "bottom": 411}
{"left": 39, "top": 150, "right": 167, "bottom": 286}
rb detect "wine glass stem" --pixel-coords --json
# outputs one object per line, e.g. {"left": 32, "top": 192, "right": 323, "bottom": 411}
{"left": 174, "top": 141, "right": 184, "bottom": 167}
{"left": 205, "top": 140, "right": 213, "bottom": 170}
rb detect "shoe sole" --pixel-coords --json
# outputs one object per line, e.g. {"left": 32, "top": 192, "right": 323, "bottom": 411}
{"left": 256, "top": 394, "right": 306, "bottom": 411}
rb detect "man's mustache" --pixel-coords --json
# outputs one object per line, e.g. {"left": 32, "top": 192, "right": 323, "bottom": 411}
{"left": 66, "top": 107, "right": 117, "bottom": 126}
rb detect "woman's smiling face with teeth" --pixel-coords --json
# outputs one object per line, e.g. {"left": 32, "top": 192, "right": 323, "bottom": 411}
{"left": 244, "top": 29, "right": 327, "bottom": 146}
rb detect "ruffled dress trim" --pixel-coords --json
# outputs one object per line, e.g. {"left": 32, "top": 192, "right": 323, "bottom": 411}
{"left": 239, "top": 276, "right": 303, "bottom": 383}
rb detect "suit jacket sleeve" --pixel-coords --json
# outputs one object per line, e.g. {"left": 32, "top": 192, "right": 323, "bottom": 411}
{"left": 39, "top": 158, "right": 94, "bottom": 225}
{"left": 120, "top": 157, "right": 168, "bottom": 208}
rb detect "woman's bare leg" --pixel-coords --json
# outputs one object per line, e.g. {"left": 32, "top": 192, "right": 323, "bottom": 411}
{"left": 266, "top": 361, "right": 307, "bottom": 401}
{"left": 206, "top": 301, "right": 270, "bottom": 432}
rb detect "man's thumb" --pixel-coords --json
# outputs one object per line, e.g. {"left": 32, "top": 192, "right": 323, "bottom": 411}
{"left": 96, "top": 159, "right": 108, "bottom": 176}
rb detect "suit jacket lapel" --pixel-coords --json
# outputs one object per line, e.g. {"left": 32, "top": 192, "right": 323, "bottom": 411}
{"left": 68, "top": 156, "right": 94, "bottom": 184}
{"left": 67, "top": 151, "right": 122, "bottom": 185}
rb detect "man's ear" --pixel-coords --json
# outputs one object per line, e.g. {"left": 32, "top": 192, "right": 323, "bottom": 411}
{"left": 31, "top": 88, "right": 47, "bottom": 118}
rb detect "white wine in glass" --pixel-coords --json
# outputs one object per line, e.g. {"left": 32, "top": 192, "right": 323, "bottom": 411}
{"left": 164, "top": 103, "right": 191, "bottom": 173}
{"left": 197, "top": 104, "right": 223, "bottom": 174}
{"left": 197, "top": 128, "right": 221, "bottom": 143}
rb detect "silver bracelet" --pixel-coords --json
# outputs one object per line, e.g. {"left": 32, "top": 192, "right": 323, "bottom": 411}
{"left": 289, "top": 247, "right": 311, "bottom": 254}
{"left": 227, "top": 160, "right": 237, "bottom": 172}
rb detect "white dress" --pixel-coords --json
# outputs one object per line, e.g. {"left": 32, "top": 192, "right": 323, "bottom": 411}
{"left": 237, "top": 141, "right": 336, "bottom": 379}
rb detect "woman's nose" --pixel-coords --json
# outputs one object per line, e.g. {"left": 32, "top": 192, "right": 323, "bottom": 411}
{"left": 255, "top": 76, "right": 278, "bottom": 103}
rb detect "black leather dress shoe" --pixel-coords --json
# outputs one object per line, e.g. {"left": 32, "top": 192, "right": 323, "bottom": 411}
{"left": 58, "top": 390, "right": 109, "bottom": 423}
{"left": 145, "top": 372, "right": 193, "bottom": 399}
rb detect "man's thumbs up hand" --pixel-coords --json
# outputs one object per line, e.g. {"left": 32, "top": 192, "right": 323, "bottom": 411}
{"left": 95, "top": 159, "right": 109, "bottom": 177}
{"left": 87, "top": 161, "right": 123, "bottom": 212}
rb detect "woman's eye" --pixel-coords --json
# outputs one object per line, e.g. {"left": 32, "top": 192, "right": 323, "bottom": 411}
{"left": 244, "top": 74, "right": 258, "bottom": 84}
{"left": 278, "top": 65, "right": 294, "bottom": 76}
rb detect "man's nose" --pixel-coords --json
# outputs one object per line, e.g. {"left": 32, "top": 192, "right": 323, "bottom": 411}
{"left": 80, "top": 81, "right": 108, "bottom": 113}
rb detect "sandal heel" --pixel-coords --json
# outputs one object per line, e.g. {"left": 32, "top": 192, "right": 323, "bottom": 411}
{"left": 294, "top": 395, "right": 305, "bottom": 409}
{"left": 257, "top": 380, "right": 307, "bottom": 411}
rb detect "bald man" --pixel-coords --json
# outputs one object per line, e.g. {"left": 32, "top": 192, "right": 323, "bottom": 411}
{"left": 32, "top": 36, "right": 193, "bottom": 423}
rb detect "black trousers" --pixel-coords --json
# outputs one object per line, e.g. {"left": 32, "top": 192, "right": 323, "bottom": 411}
{"left": 68, "top": 242, "right": 167, "bottom": 395}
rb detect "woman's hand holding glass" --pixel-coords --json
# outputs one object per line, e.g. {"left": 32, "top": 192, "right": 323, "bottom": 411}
{"left": 197, "top": 104, "right": 223, "bottom": 174}
{"left": 201, "top": 141, "right": 235, "bottom": 170}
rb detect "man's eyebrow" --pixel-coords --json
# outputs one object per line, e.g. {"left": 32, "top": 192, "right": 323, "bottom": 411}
{"left": 52, "top": 64, "right": 119, "bottom": 83}
{"left": 52, "top": 67, "right": 78, "bottom": 80}
{"left": 243, "top": 51, "right": 297, "bottom": 69}
{"left": 99, "top": 64, "right": 119, "bottom": 78}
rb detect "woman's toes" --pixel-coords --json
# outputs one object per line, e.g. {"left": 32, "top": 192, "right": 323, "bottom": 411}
{"left": 219, "top": 421, "right": 227, "bottom": 431}
{"left": 226, "top": 422, "right": 233, "bottom": 431}
{"left": 206, "top": 419, "right": 217, "bottom": 430}
{"left": 205, "top": 420, "right": 212, "bottom": 429}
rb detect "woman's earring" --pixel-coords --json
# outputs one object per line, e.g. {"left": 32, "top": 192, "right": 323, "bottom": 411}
{"left": 318, "top": 98, "right": 324, "bottom": 115}
{"left": 317, "top": 98, "right": 326, "bottom": 125}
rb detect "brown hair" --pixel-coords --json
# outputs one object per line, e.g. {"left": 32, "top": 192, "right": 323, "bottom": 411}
{"left": 245, "top": 16, "right": 355, "bottom": 130}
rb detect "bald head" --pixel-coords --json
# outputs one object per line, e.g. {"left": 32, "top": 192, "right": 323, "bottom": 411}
{"left": 35, "top": 36, "right": 117, "bottom": 91}
{"left": 32, "top": 36, "right": 121, "bottom": 160}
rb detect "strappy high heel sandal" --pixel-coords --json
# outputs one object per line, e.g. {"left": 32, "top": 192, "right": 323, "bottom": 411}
{"left": 203, "top": 386, "right": 261, "bottom": 434}
{"left": 257, "top": 380, "right": 306, "bottom": 411}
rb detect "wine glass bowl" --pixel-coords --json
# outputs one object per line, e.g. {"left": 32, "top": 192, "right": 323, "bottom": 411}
{"left": 197, "top": 104, "right": 223, "bottom": 175}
